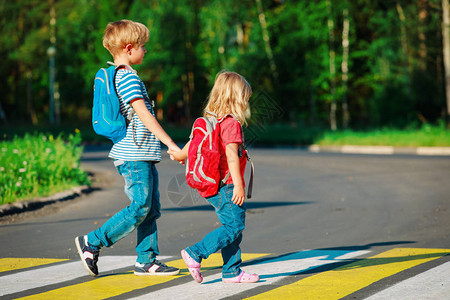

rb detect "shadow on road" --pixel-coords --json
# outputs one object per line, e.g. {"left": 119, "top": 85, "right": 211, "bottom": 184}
{"left": 161, "top": 201, "right": 312, "bottom": 212}
{"left": 0, "top": 215, "right": 111, "bottom": 228}
{"left": 230, "top": 241, "right": 423, "bottom": 280}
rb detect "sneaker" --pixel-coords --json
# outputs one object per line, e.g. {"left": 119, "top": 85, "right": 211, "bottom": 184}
{"left": 134, "top": 260, "right": 180, "bottom": 276}
{"left": 75, "top": 235, "right": 100, "bottom": 277}
{"left": 222, "top": 271, "right": 259, "bottom": 283}
{"left": 181, "top": 249, "right": 203, "bottom": 283}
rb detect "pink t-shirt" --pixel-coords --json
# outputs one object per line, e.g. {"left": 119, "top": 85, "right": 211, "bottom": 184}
{"left": 218, "top": 116, "right": 247, "bottom": 185}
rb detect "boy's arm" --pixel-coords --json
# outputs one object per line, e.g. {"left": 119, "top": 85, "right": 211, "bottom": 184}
{"left": 131, "top": 99, "right": 180, "bottom": 153}
{"left": 225, "top": 143, "right": 245, "bottom": 206}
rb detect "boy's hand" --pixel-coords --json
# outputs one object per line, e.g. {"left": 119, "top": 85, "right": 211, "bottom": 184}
{"left": 167, "top": 149, "right": 185, "bottom": 165}
{"left": 232, "top": 185, "right": 245, "bottom": 206}
{"left": 167, "top": 145, "right": 183, "bottom": 164}
{"left": 167, "top": 141, "right": 189, "bottom": 165}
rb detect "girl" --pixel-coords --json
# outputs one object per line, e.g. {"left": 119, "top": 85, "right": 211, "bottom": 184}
{"left": 168, "top": 71, "right": 259, "bottom": 283}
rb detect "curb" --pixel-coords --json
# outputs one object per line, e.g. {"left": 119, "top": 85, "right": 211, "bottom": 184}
{"left": 308, "top": 145, "right": 450, "bottom": 156}
{"left": 0, "top": 185, "right": 93, "bottom": 218}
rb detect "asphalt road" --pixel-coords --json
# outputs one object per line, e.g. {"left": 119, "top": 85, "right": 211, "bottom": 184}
{"left": 1, "top": 147, "right": 449, "bottom": 299}
{"left": 1, "top": 147, "right": 450, "bottom": 257}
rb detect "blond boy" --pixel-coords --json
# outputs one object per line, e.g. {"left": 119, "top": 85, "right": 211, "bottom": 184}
{"left": 75, "top": 20, "right": 180, "bottom": 277}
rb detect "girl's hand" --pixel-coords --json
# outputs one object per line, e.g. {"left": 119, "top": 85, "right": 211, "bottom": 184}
{"left": 167, "top": 149, "right": 185, "bottom": 165}
{"left": 232, "top": 185, "right": 245, "bottom": 206}
{"left": 167, "top": 145, "right": 181, "bottom": 162}
{"left": 167, "top": 141, "right": 189, "bottom": 165}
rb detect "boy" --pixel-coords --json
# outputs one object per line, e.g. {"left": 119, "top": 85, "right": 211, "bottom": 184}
{"left": 75, "top": 19, "right": 181, "bottom": 277}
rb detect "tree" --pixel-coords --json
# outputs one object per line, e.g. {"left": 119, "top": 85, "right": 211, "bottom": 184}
{"left": 341, "top": 4, "right": 350, "bottom": 129}
{"left": 327, "top": 0, "right": 337, "bottom": 131}
{"left": 443, "top": 0, "right": 450, "bottom": 124}
{"left": 1, "top": 1, "right": 449, "bottom": 131}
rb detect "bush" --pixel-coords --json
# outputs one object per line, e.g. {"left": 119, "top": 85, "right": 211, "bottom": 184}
{"left": 0, "top": 130, "right": 89, "bottom": 204}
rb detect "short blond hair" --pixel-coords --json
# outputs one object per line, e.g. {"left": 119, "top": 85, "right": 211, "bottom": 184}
{"left": 203, "top": 71, "right": 252, "bottom": 125}
{"left": 102, "top": 19, "right": 149, "bottom": 56}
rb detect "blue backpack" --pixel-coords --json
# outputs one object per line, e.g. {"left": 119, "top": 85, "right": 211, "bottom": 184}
{"left": 92, "top": 64, "right": 128, "bottom": 144}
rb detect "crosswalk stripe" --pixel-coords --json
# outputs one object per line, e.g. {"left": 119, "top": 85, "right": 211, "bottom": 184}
{"left": 246, "top": 248, "right": 450, "bottom": 300}
{"left": 2, "top": 249, "right": 449, "bottom": 299}
{"left": 365, "top": 260, "right": 450, "bottom": 300}
{"left": 13, "top": 253, "right": 266, "bottom": 300}
{"left": 0, "top": 258, "right": 68, "bottom": 273}
{"left": 0, "top": 256, "right": 165, "bottom": 296}
{"left": 128, "top": 249, "right": 370, "bottom": 299}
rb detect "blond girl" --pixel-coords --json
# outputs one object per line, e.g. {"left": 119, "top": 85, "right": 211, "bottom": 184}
{"left": 169, "top": 70, "right": 259, "bottom": 283}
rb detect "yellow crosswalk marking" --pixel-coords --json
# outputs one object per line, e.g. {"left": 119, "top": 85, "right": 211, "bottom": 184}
{"left": 16, "top": 253, "right": 267, "bottom": 300}
{"left": 246, "top": 248, "right": 450, "bottom": 300}
{"left": 0, "top": 258, "right": 68, "bottom": 273}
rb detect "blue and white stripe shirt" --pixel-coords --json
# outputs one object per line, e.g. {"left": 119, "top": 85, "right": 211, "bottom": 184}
{"left": 108, "top": 66, "right": 161, "bottom": 162}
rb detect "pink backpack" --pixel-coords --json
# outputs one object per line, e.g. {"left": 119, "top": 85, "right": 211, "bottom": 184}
{"left": 185, "top": 113, "right": 253, "bottom": 198}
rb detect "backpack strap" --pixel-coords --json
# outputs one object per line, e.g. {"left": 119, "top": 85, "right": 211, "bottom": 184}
{"left": 206, "top": 112, "right": 230, "bottom": 188}
{"left": 212, "top": 113, "right": 254, "bottom": 198}
{"left": 108, "top": 62, "right": 143, "bottom": 147}
{"left": 109, "top": 62, "right": 135, "bottom": 122}
{"left": 245, "top": 151, "right": 254, "bottom": 199}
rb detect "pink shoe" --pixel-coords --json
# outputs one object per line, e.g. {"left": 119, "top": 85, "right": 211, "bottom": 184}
{"left": 222, "top": 271, "right": 259, "bottom": 283}
{"left": 181, "top": 249, "right": 203, "bottom": 283}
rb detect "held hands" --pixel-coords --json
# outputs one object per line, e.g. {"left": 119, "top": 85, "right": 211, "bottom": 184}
{"left": 167, "top": 148, "right": 185, "bottom": 165}
{"left": 167, "top": 141, "right": 189, "bottom": 165}
{"left": 232, "top": 184, "right": 246, "bottom": 206}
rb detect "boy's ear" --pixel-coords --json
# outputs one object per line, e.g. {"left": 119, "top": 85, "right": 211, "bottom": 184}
{"left": 124, "top": 43, "right": 133, "bottom": 53}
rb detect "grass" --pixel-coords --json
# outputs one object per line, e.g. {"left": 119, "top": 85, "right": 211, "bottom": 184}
{"left": 0, "top": 130, "right": 90, "bottom": 205}
{"left": 315, "top": 124, "right": 450, "bottom": 147}
{"left": 239, "top": 123, "right": 450, "bottom": 147}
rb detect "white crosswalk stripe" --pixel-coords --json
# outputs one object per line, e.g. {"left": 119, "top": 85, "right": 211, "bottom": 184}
{"left": 129, "top": 249, "right": 370, "bottom": 300}
{"left": 0, "top": 249, "right": 449, "bottom": 299}
{"left": 365, "top": 261, "right": 450, "bottom": 300}
{"left": 0, "top": 255, "right": 170, "bottom": 296}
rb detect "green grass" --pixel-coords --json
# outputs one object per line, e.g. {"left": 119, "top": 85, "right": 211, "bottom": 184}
{"left": 0, "top": 130, "right": 90, "bottom": 205}
{"left": 315, "top": 124, "right": 450, "bottom": 147}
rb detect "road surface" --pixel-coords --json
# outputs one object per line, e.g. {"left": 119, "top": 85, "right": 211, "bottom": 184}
{"left": 1, "top": 147, "right": 449, "bottom": 299}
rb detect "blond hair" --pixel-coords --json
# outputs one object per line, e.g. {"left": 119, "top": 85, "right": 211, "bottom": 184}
{"left": 203, "top": 71, "right": 252, "bottom": 125}
{"left": 102, "top": 19, "right": 149, "bottom": 57}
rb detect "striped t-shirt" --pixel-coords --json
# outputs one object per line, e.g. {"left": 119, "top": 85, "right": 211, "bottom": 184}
{"left": 108, "top": 66, "right": 161, "bottom": 161}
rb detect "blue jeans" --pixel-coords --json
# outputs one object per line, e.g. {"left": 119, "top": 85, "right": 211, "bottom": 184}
{"left": 87, "top": 160, "right": 161, "bottom": 264}
{"left": 185, "top": 184, "right": 246, "bottom": 278}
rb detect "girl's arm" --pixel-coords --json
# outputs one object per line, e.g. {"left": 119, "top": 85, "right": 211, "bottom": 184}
{"left": 226, "top": 143, "right": 245, "bottom": 206}
{"left": 167, "top": 141, "right": 189, "bottom": 162}
{"left": 131, "top": 99, "right": 180, "bottom": 154}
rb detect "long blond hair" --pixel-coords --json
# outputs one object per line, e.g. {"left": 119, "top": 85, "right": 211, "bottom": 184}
{"left": 203, "top": 71, "right": 252, "bottom": 125}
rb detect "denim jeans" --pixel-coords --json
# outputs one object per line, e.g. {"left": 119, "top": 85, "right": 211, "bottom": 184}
{"left": 185, "top": 184, "right": 246, "bottom": 278}
{"left": 87, "top": 160, "right": 161, "bottom": 264}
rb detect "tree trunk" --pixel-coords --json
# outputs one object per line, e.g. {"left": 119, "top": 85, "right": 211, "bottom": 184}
{"left": 255, "top": 0, "right": 278, "bottom": 80}
{"left": 327, "top": 0, "right": 337, "bottom": 131}
{"left": 305, "top": 55, "right": 315, "bottom": 126}
{"left": 341, "top": 6, "right": 350, "bottom": 129}
{"left": 418, "top": 0, "right": 428, "bottom": 71}
{"left": 443, "top": 0, "right": 450, "bottom": 123}
{"left": 0, "top": 100, "right": 6, "bottom": 124}
{"left": 396, "top": 2, "right": 412, "bottom": 100}
{"left": 26, "top": 71, "right": 38, "bottom": 125}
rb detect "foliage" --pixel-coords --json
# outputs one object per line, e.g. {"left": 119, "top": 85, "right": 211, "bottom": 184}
{"left": 0, "top": 0, "right": 448, "bottom": 131}
{"left": 0, "top": 131, "right": 89, "bottom": 204}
